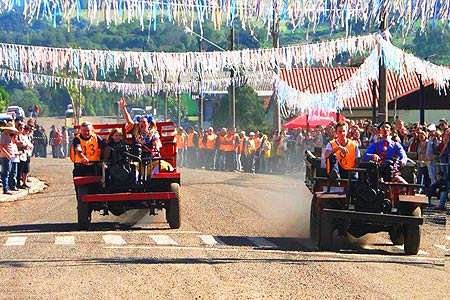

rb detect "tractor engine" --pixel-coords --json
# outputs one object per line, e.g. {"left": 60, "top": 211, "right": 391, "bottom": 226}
{"left": 351, "top": 161, "right": 392, "bottom": 214}
{"left": 106, "top": 143, "right": 135, "bottom": 193}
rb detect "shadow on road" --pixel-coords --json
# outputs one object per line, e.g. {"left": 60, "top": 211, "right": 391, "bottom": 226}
{"left": 0, "top": 255, "right": 443, "bottom": 269}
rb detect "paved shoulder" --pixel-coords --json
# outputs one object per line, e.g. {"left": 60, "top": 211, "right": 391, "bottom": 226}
{"left": 0, "top": 177, "right": 47, "bottom": 203}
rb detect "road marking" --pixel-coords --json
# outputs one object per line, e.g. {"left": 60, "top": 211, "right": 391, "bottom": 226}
{"left": 394, "top": 245, "right": 428, "bottom": 256}
{"left": 198, "top": 235, "right": 221, "bottom": 246}
{"left": 5, "top": 236, "right": 27, "bottom": 246}
{"left": 55, "top": 236, "right": 75, "bottom": 246}
{"left": 150, "top": 235, "right": 178, "bottom": 245}
{"left": 0, "top": 230, "right": 202, "bottom": 237}
{"left": 247, "top": 237, "right": 278, "bottom": 249}
{"left": 103, "top": 235, "right": 126, "bottom": 245}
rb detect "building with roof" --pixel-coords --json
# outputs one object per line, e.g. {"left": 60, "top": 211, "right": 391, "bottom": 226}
{"left": 280, "top": 67, "right": 450, "bottom": 123}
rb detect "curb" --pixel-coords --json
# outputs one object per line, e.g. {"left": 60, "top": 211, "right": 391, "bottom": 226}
{"left": 0, "top": 177, "right": 47, "bottom": 203}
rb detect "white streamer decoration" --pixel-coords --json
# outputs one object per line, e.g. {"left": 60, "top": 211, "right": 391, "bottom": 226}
{"left": 0, "top": 34, "right": 376, "bottom": 82}
{"left": 0, "top": 0, "right": 448, "bottom": 36}
{"left": 276, "top": 36, "right": 450, "bottom": 116}
{"left": 0, "top": 67, "right": 274, "bottom": 96}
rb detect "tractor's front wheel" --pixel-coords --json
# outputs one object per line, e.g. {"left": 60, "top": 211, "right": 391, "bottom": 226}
{"left": 166, "top": 183, "right": 181, "bottom": 229}
{"left": 403, "top": 207, "right": 422, "bottom": 255}
{"left": 389, "top": 225, "right": 405, "bottom": 245}
{"left": 76, "top": 186, "right": 92, "bottom": 230}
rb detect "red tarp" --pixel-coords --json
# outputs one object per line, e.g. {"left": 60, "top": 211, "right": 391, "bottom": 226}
{"left": 283, "top": 111, "right": 345, "bottom": 129}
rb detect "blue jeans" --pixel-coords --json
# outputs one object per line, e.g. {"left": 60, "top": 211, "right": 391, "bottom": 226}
{"left": 9, "top": 161, "right": 18, "bottom": 189}
{"left": 439, "top": 163, "right": 449, "bottom": 208}
{"left": 1, "top": 157, "right": 12, "bottom": 192}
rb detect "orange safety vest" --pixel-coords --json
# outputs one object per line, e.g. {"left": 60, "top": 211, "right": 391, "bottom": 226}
{"left": 176, "top": 133, "right": 186, "bottom": 149}
{"left": 218, "top": 135, "right": 227, "bottom": 151}
{"left": 224, "top": 134, "right": 235, "bottom": 152}
{"left": 206, "top": 133, "right": 216, "bottom": 150}
{"left": 326, "top": 139, "right": 358, "bottom": 173}
{"left": 254, "top": 136, "right": 262, "bottom": 151}
{"left": 198, "top": 132, "right": 205, "bottom": 149}
{"left": 70, "top": 134, "right": 101, "bottom": 164}
{"left": 187, "top": 132, "right": 195, "bottom": 148}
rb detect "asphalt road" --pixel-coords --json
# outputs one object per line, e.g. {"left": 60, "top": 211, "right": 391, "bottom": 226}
{"left": 0, "top": 155, "right": 447, "bottom": 299}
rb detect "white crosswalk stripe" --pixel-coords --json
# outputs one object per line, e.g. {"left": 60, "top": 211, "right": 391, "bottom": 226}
{"left": 103, "top": 235, "right": 126, "bottom": 245}
{"left": 198, "top": 235, "right": 221, "bottom": 246}
{"left": 150, "top": 235, "right": 178, "bottom": 245}
{"left": 247, "top": 237, "right": 278, "bottom": 249}
{"left": 5, "top": 236, "right": 27, "bottom": 246}
{"left": 55, "top": 236, "right": 75, "bottom": 245}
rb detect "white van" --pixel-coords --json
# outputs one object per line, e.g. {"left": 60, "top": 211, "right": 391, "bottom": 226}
{"left": 6, "top": 105, "right": 25, "bottom": 120}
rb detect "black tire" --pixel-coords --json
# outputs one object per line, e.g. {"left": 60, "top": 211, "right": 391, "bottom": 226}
{"left": 166, "top": 183, "right": 181, "bottom": 229}
{"left": 319, "top": 212, "right": 334, "bottom": 251}
{"left": 309, "top": 196, "right": 319, "bottom": 246}
{"left": 404, "top": 207, "right": 421, "bottom": 255}
{"left": 389, "top": 225, "right": 405, "bottom": 245}
{"left": 76, "top": 186, "right": 92, "bottom": 230}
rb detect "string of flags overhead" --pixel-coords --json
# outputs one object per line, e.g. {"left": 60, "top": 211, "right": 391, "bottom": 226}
{"left": 0, "top": 34, "right": 449, "bottom": 115}
{"left": 0, "top": 0, "right": 448, "bottom": 36}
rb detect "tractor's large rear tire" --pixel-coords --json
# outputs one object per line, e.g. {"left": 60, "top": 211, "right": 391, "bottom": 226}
{"left": 166, "top": 183, "right": 181, "bottom": 229}
{"left": 404, "top": 207, "right": 421, "bottom": 255}
{"left": 389, "top": 225, "right": 405, "bottom": 245}
{"left": 76, "top": 186, "right": 92, "bottom": 230}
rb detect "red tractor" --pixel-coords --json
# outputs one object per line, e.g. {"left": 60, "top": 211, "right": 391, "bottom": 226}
{"left": 72, "top": 122, "right": 181, "bottom": 230}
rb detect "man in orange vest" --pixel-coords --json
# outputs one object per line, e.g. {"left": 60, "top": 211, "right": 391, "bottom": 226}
{"left": 70, "top": 121, "right": 105, "bottom": 177}
{"left": 186, "top": 127, "right": 198, "bottom": 168}
{"left": 205, "top": 127, "right": 217, "bottom": 170}
{"left": 198, "top": 128, "right": 206, "bottom": 169}
{"left": 324, "top": 121, "right": 360, "bottom": 180}
{"left": 216, "top": 128, "right": 227, "bottom": 171}
{"left": 176, "top": 127, "right": 187, "bottom": 167}
{"left": 223, "top": 128, "right": 236, "bottom": 171}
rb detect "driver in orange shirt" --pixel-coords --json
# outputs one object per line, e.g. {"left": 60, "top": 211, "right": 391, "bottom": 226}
{"left": 324, "top": 121, "right": 360, "bottom": 179}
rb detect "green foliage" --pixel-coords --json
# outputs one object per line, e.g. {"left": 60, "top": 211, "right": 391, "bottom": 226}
{"left": 8, "top": 88, "right": 48, "bottom": 114}
{"left": 213, "top": 86, "right": 265, "bottom": 130}
{"left": 0, "top": 87, "right": 9, "bottom": 112}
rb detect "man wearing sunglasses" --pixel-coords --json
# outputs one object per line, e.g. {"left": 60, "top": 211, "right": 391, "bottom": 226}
{"left": 363, "top": 121, "right": 408, "bottom": 183}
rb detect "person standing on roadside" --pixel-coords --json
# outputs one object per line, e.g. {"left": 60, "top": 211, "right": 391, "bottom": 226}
{"left": 0, "top": 122, "right": 19, "bottom": 194}
{"left": 49, "top": 125, "right": 57, "bottom": 158}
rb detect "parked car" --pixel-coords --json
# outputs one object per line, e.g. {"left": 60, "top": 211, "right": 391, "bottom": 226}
{"left": 130, "top": 108, "right": 146, "bottom": 121}
{"left": 0, "top": 113, "right": 14, "bottom": 123}
{"left": 6, "top": 105, "right": 25, "bottom": 120}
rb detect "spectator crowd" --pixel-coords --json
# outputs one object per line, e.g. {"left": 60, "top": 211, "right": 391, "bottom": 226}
{"left": 0, "top": 116, "right": 73, "bottom": 195}
{"left": 174, "top": 117, "right": 450, "bottom": 209}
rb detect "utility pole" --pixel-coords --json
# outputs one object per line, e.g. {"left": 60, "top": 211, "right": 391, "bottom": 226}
{"left": 417, "top": 73, "right": 425, "bottom": 125}
{"left": 198, "top": 37, "right": 204, "bottom": 130}
{"left": 371, "top": 80, "right": 377, "bottom": 123}
{"left": 378, "top": 9, "right": 388, "bottom": 123}
{"left": 163, "top": 70, "right": 168, "bottom": 120}
{"left": 177, "top": 73, "right": 181, "bottom": 125}
{"left": 228, "top": 25, "right": 236, "bottom": 128}
{"left": 271, "top": 1, "right": 281, "bottom": 132}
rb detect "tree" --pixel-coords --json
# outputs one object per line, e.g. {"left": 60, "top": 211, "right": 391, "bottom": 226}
{"left": 8, "top": 88, "right": 48, "bottom": 115}
{"left": 0, "top": 87, "right": 9, "bottom": 112}
{"left": 213, "top": 85, "right": 265, "bottom": 130}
